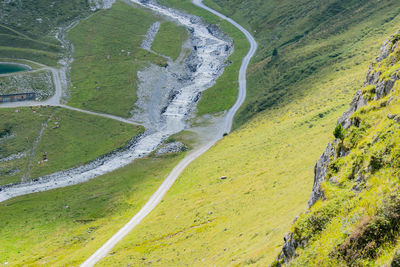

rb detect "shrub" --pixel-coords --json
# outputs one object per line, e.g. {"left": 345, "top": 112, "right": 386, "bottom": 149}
{"left": 293, "top": 199, "right": 342, "bottom": 242}
{"left": 0, "top": 123, "right": 12, "bottom": 138}
{"left": 333, "top": 124, "right": 346, "bottom": 140}
{"left": 362, "top": 85, "right": 376, "bottom": 101}
{"left": 335, "top": 192, "right": 400, "bottom": 264}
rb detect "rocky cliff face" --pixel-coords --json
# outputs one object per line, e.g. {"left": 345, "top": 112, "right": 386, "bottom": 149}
{"left": 309, "top": 29, "right": 400, "bottom": 209}
{"left": 273, "top": 29, "right": 400, "bottom": 267}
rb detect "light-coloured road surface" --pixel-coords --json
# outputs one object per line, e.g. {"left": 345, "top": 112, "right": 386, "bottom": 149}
{"left": 0, "top": 66, "right": 139, "bottom": 126}
{"left": 80, "top": 1, "right": 257, "bottom": 266}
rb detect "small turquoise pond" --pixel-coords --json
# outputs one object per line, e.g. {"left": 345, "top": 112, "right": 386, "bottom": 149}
{"left": 0, "top": 63, "right": 31, "bottom": 74}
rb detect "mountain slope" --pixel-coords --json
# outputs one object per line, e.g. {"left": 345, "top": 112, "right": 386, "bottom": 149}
{"left": 274, "top": 30, "right": 400, "bottom": 267}
{"left": 90, "top": 4, "right": 400, "bottom": 266}
{"left": 0, "top": 0, "right": 96, "bottom": 66}
{"left": 205, "top": 0, "right": 400, "bottom": 128}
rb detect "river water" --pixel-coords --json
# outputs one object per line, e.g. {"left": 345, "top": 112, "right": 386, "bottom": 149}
{"left": 0, "top": 0, "right": 232, "bottom": 202}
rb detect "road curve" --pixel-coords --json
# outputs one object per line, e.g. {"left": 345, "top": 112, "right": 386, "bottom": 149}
{"left": 0, "top": 64, "right": 140, "bottom": 126}
{"left": 81, "top": 1, "right": 257, "bottom": 266}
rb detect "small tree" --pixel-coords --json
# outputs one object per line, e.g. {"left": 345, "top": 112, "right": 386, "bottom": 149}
{"left": 333, "top": 124, "right": 346, "bottom": 141}
{"left": 272, "top": 48, "right": 278, "bottom": 57}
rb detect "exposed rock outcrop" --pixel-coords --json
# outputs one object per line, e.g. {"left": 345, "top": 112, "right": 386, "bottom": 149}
{"left": 273, "top": 29, "right": 400, "bottom": 266}
{"left": 307, "top": 142, "right": 336, "bottom": 207}
{"left": 314, "top": 30, "right": 400, "bottom": 207}
{"left": 156, "top": 142, "right": 188, "bottom": 155}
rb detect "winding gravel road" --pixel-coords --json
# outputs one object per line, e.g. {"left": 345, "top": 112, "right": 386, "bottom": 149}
{"left": 81, "top": 1, "right": 258, "bottom": 266}
{"left": 0, "top": 64, "right": 139, "bottom": 126}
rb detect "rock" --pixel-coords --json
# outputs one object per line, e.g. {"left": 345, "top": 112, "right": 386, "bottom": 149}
{"left": 374, "top": 78, "right": 396, "bottom": 100}
{"left": 279, "top": 233, "right": 298, "bottom": 263}
{"left": 352, "top": 173, "right": 365, "bottom": 192}
{"left": 275, "top": 29, "right": 400, "bottom": 266}
{"left": 308, "top": 142, "right": 336, "bottom": 208}
{"left": 337, "top": 91, "right": 367, "bottom": 129}
{"left": 156, "top": 142, "right": 188, "bottom": 155}
{"left": 140, "top": 22, "right": 161, "bottom": 51}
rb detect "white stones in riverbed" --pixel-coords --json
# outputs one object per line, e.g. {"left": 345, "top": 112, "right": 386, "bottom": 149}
{"left": 141, "top": 22, "right": 161, "bottom": 51}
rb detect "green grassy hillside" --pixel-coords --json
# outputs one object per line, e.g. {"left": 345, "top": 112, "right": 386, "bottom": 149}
{"left": 0, "top": 0, "right": 92, "bottom": 66}
{"left": 1, "top": 1, "right": 400, "bottom": 266}
{"left": 152, "top": 22, "right": 188, "bottom": 60}
{"left": 272, "top": 31, "right": 400, "bottom": 267}
{"left": 0, "top": 152, "right": 185, "bottom": 266}
{"left": 205, "top": 0, "right": 400, "bottom": 128}
{"left": 67, "top": 1, "right": 184, "bottom": 117}
{"left": 91, "top": 1, "right": 400, "bottom": 266}
{"left": 0, "top": 107, "right": 143, "bottom": 186}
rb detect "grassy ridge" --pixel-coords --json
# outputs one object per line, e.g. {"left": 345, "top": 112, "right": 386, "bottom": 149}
{"left": 0, "top": 107, "right": 144, "bottom": 185}
{"left": 152, "top": 22, "right": 188, "bottom": 60}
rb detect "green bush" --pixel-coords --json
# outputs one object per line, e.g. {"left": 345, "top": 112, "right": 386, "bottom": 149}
{"left": 336, "top": 192, "right": 400, "bottom": 264}
{"left": 333, "top": 124, "right": 346, "bottom": 140}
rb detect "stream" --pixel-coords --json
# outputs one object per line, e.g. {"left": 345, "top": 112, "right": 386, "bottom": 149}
{"left": 0, "top": 0, "right": 233, "bottom": 202}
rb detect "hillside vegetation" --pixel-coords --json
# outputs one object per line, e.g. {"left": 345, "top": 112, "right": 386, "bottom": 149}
{"left": 67, "top": 1, "right": 189, "bottom": 117}
{"left": 273, "top": 31, "right": 400, "bottom": 267}
{"left": 0, "top": 152, "right": 185, "bottom": 266}
{"left": 1, "top": 0, "right": 400, "bottom": 266}
{"left": 205, "top": 0, "right": 400, "bottom": 128}
{"left": 0, "top": 0, "right": 93, "bottom": 66}
{"left": 0, "top": 107, "right": 143, "bottom": 186}
{"left": 152, "top": 21, "right": 188, "bottom": 60}
{"left": 91, "top": 1, "right": 400, "bottom": 266}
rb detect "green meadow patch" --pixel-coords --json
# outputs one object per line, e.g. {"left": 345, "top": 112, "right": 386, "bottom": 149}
{"left": 67, "top": 1, "right": 186, "bottom": 117}
{"left": 0, "top": 107, "right": 143, "bottom": 185}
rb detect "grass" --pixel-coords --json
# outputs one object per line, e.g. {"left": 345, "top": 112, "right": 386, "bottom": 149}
{"left": 67, "top": 1, "right": 181, "bottom": 117}
{"left": 0, "top": 0, "right": 92, "bottom": 66}
{"left": 0, "top": 107, "right": 144, "bottom": 185}
{"left": 88, "top": 2, "right": 400, "bottom": 264}
{"left": 0, "top": 46, "right": 60, "bottom": 67}
{"left": 29, "top": 108, "right": 144, "bottom": 179}
{"left": 286, "top": 40, "right": 400, "bottom": 267}
{"left": 96, "top": 22, "right": 400, "bottom": 266}
{"left": 1, "top": 0, "right": 400, "bottom": 265}
{"left": 0, "top": 107, "right": 54, "bottom": 185}
{"left": 157, "top": 0, "right": 250, "bottom": 116}
{"left": 0, "top": 152, "right": 185, "bottom": 266}
{"left": 0, "top": 69, "right": 55, "bottom": 100}
{"left": 204, "top": 0, "right": 400, "bottom": 128}
{"left": 152, "top": 22, "right": 188, "bottom": 60}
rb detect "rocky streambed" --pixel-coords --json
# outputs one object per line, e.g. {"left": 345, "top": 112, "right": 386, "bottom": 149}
{"left": 0, "top": 0, "right": 233, "bottom": 202}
